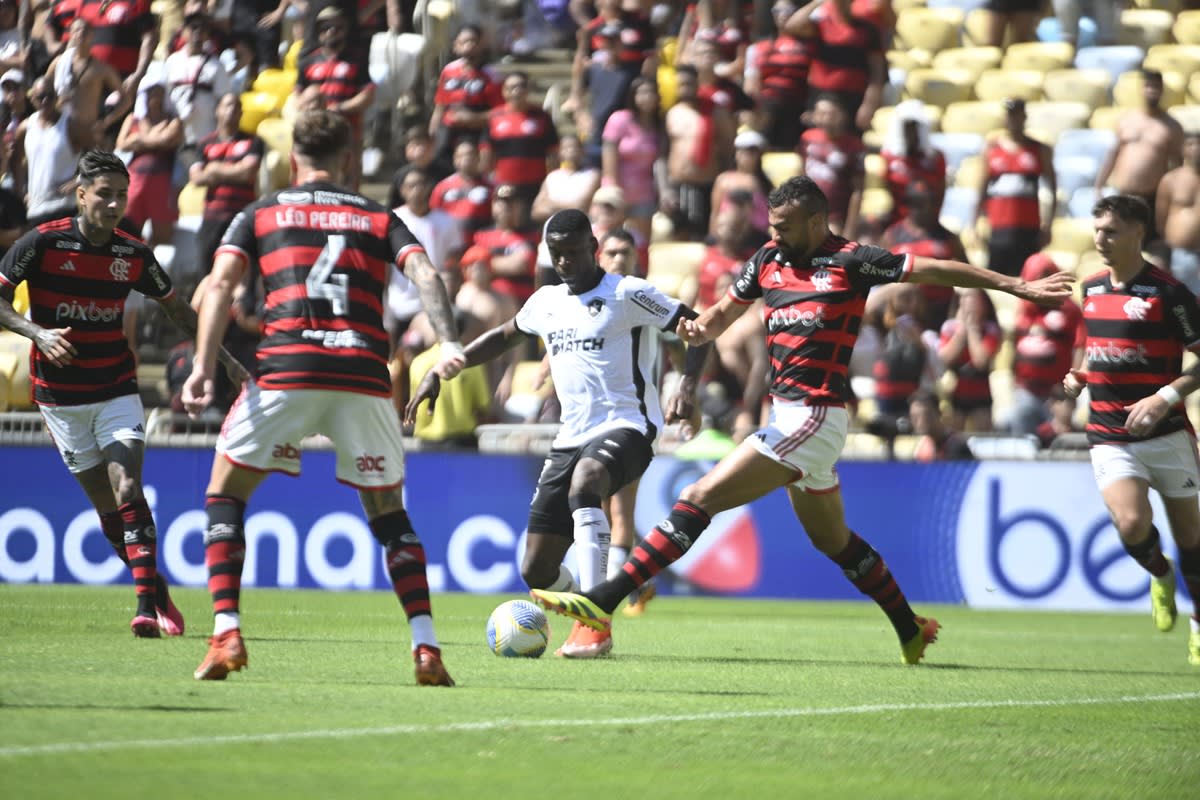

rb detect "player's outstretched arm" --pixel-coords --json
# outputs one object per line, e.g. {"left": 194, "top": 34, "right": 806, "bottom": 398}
{"left": 156, "top": 293, "right": 249, "bottom": 387}
{"left": 676, "top": 292, "right": 752, "bottom": 345}
{"left": 907, "top": 256, "right": 1074, "bottom": 307}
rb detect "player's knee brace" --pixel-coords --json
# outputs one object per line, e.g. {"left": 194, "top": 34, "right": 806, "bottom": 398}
{"left": 369, "top": 509, "right": 418, "bottom": 550}
{"left": 204, "top": 495, "right": 247, "bottom": 545}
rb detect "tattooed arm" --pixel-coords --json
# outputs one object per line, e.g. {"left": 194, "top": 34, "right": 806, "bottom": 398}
{"left": 402, "top": 249, "right": 464, "bottom": 377}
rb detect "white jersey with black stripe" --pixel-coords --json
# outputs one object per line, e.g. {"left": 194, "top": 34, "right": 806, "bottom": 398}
{"left": 514, "top": 272, "right": 682, "bottom": 449}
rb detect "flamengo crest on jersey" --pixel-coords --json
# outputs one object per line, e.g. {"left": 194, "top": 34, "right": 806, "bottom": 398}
{"left": 513, "top": 272, "right": 683, "bottom": 449}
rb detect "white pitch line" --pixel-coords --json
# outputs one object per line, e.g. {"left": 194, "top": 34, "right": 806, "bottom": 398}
{"left": 2, "top": 691, "right": 1198, "bottom": 759}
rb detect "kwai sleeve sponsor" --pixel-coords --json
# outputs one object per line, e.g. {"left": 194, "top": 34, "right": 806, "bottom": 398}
{"left": 0, "top": 230, "right": 41, "bottom": 288}
{"left": 729, "top": 249, "right": 765, "bottom": 304}
{"left": 845, "top": 244, "right": 913, "bottom": 292}
{"left": 134, "top": 247, "right": 174, "bottom": 301}
{"left": 1163, "top": 282, "right": 1200, "bottom": 352}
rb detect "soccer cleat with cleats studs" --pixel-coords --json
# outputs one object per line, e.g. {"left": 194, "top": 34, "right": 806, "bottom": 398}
{"left": 156, "top": 596, "right": 185, "bottom": 637}
{"left": 621, "top": 582, "right": 657, "bottom": 618}
{"left": 529, "top": 589, "right": 611, "bottom": 631}
{"left": 556, "top": 620, "right": 613, "bottom": 658}
{"left": 414, "top": 644, "right": 455, "bottom": 686}
{"left": 901, "top": 616, "right": 940, "bottom": 665}
{"left": 194, "top": 629, "right": 249, "bottom": 680}
{"left": 131, "top": 614, "right": 161, "bottom": 638}
{"left": 1150, "top": 559, "right": 1177, "bottom": 633}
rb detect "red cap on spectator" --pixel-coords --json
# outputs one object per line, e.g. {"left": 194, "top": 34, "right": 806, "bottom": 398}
{"left": 1021, "top": 252, "right": 1059, "bottom": 282}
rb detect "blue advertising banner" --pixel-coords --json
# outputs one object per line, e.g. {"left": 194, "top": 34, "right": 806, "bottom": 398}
{"left": 0, "top": 447, "right": 1188, "bottom": 612}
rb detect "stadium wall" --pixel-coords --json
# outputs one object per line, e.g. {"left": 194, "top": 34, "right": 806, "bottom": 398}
{"left": 1, "top": 447, "right": 1190, "bottom": 612}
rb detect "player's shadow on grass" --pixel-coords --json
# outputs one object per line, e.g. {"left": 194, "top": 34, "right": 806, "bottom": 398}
{"left": 0, "top": 702, "right": 236, "bottom": 713}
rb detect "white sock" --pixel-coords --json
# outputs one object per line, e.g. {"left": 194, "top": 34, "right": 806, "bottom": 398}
{"left": 547, "top": 564, "right": 579, "bottom": 593}
{"left": 1191, "top": 616, "right": 1200, "bottom": 634}
{"left": 572, "top": 506, "right": 611, "bottom": 592}
{"left": 214, "top": 611, "right": 240, "bottom": 636}
{"left": 410, "top": 614, "right": 438, "bottom": 650}
{"left": 607, "top": 545, "right": 629, "bottom": 581}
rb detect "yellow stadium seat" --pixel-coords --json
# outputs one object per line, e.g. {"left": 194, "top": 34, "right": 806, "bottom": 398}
{"left": 177, "top": 182, "right": 206, "bottom": 218}
{"left": 864, "top": 153, "right": 886, "bottom": 191}
{"left": 647, "top": 242, "right": 705, "bottom": 300}
{"left": 256, "top": 116, "right": 293, "bottom": 154}
{"left": 941, "top": 101, "right": 1007, "bottom": 135}
{"left": 1143, "top": 45, "right": 1200, "bottom": 79}
{"left": 762, "top": 151, "right": 802, "bottom": 188}
{"left": 283, "top": 39, "right": 303, "bottom": 72}
{"left": 932, "top": 47, "right": 1004, "bottom": 83}
{"left": 12, "top": 280, "right": 28, "bottom": 315}
{"left": 240, "top": 91, "right": 282, "bottom": 134}
{"left": 1078, "top": 249, "right": 1105, "bottom": 277}
{"left": 1118, "top": 8, "right": 1174, "bottom": 49}
{"left": 651, "top": 212, "right": 674, "bottom": 243}
{"left": 1090, "top": 105, "right": 1124, "bottom": 130}
{"left": 262, "top": 149, "right": 291, "bottom": 192}
{"left": 859, "top": 188, "right": 894, "bottom": 221}
{"left": 896, "top": 9, "right": 960, "bottom": 55}
{"left": 660, "top": 36, "right": 678, "bottom": 67}
{"left": 886, "top": 49, "right": 927, "bottom": 72}
{"left": 904, "top": 69, "right": 973, "bottom": 108}
{"left": 252, "top": 68, "right": 298, "bottom": 100}
{"left": 1191, "top": 72, "right": 1200, "bottom": 104}
{"left": 1168, "top": 105, "right": 1200, "bottom": 132}
{"left": 974, "top": 69, "right": 1044, "bottom": 103}
{"left": 1113, "top": 70, "right": 1186, "bottom": 109}
{"left": 1175, "top": 10, "right": 1200, "bottom": 45}
{"left": 1042, "top": 69, "right": 1111, "bottom": 110}
{"left": 892, "top": 0, "right": 927, "bottom": 9}
{"left": 1024, "top": 102, "right": 1093, "bottom": 143}
{"left": 1050, "top": 218, "right": 1096, "bottom": 255}
{"left": 657, "top": 64, "right": 678, "bottom": 110}
{"left": 955, "top": 154, "right": 985, "bottom": 189}
{"left": 1001, "top": 42, "right": 1074, "bottom": 74}
{"left": 1043, "top": 250, "right": 1081, "bottom": 274}
{"left": 964, "top": 8, "right": 1004, "bottom": 48}
{"left": 0, "top": 332, "right": 32, "bottom": 409}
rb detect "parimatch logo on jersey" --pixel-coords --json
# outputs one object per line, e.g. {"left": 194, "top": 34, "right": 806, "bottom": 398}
{"left": 547, "top": 328, "right": 605, "bottom": 355}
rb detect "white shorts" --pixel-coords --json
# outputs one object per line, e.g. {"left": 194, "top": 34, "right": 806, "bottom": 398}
{"left": 39, "top": 394, "right": 146, "bottom": 473}
{"left": 1090, "top": 429, "right": 1200, "bottom": 498}
{"left": 218, "top": 383, "right": 406, "bottom": 490}
{"left": 746, "top": 400, "right": 849, "bottom": 493}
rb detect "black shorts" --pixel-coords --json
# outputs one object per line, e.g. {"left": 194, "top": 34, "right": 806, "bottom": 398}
{"left": 988, "top": 227, "right": 1040, "bottom": 278}
{"left": 984, "top": 0, "right": 1042, "bottom": 12}
{"left": 527, "top": 427, "right": 655, "bottom": 536}
{"left": 671, "top": 181, "right": 714, "bottom": 240}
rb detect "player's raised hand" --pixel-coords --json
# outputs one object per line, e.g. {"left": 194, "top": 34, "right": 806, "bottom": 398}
{"left": 1063, "top": 368, "right": 1087, "bottom": 399}
{"left": 1018, "top": 271, "right": 1074, "bottom": 307}
{"left": 676, "top": 316, "right": 709, "bottom": 345}
{"left": 403, "top": 369, "right": 441, "bottom": 426}
{"left": 181, "top": 368, "right": 214, "bottom": 419}
{"left": 34, "top": 327, "right": 77, "bottom": 367}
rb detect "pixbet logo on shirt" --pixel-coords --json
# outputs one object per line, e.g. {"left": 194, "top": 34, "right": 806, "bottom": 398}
{"left": 1085, "top": 341, "right": 1149, "bottom": 366}
{"left": 55, "top": 300, "right": 121, "bottom": 322}
{"left": 767, "top": 304, "right": 824, "bottom": 332}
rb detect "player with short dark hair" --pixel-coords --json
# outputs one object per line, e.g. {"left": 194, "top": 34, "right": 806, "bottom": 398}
{"left": 183, "top": 110, "right": 463, "bottom": 684}
{"left": 1064, "top": 194, "right": 1200, "bottom": 666}
{"left": 532, "top": 176, "right": 1073, "bottom": 664}
{"left": 407, "top": 208, "right": 711, "bottom": 658}
{"left": 0, "top": 148, "right": 247, "bottom": 638}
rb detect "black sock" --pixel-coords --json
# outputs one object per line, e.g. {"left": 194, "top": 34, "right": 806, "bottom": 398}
{"left": 831, "top": 532, "right": 919, "bottom": 642}
{"left": 1123, "top": 525, "right": 1170, "bottom": 578}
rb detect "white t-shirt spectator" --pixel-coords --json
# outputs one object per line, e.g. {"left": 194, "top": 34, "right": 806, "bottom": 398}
{"left": 165, "top": 49, "right": 233, "bottom": 147}
{"left": 388, "top": 205, "right": 463, "bottom": 321}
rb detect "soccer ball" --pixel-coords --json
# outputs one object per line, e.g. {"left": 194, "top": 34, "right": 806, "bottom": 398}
{"left": 486, "top": 599, "right": 551, "bottom": 658}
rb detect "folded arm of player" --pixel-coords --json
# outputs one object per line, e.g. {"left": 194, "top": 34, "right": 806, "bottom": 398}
{"left": 0, "top": 284, "right": 78, "bottom": 366}
{"left": 907, "top": 256, "right": 1074, "bottom": 307}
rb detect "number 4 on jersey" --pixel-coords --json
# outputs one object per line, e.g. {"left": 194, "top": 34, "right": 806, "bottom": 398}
{"left": 305, "top": 235, "right": 350, "bottom": 315}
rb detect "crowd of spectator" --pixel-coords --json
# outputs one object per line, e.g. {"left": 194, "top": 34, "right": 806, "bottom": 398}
{"left": 3, "top": 0, "right": 1200, "bottom": 462}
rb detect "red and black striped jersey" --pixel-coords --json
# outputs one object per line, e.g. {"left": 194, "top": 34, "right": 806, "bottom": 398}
{"left": 585, "top": 12, "right": 656, "bottom": 68}
{"left": 1013, "top": 298, "right": 1085, "bottom": 397}
{"left": 884, "top": 219, "right": 960, "bottom": 326}
{"left": 471, "top": 227, "right": 538, "bottom": 303}
{"left": 216, "top": 182, "right": 426, "bottom": 397}
{"left": 197, "top": 131, "right": 265, "bottom": 221}
{"left": 984, "top": 141, "right": 1043, "bottom": 230}
{"left": 78, "top": 0, "right": 156, "bottom": 75}
{"left": 48, "top": 0, "right": 81, "bottom": 42}
{"left": 297, "top": 51, "right": 373, "bottom": 114}
{"left": 748, "top": 35, "right": 814, "bottom": 104}
{"left": 939, "top": 318, "right": 1001, "bottom": 407}
{"left": 1080, "top": 264, "right": 1200, "bottom": 444}
{"left": 729, "top": 235, "right": 912, "bottom": 403}
{"left": 480, "top": 107, "right": 558, "bottom": 189}
{"left": 808, "top": 7, "right": 882, "bottom": 95}
{"left": 433, "top": 59, "right": 503, "bottom": 126}
{"left": 0, "top": 217, "right": 173, "bottom": 406}
{"left": 430, "top": 173, "right": 493, "bottom": 236}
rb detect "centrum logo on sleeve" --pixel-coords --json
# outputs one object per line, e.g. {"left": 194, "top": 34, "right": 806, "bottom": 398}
{"left": 631, "top": 290, "right": 669, "bottom": 317}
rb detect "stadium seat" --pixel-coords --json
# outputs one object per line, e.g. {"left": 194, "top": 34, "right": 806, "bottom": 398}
{"left": 887, "top": 48, "right": 926, "bottom": 72}
{"left": 1056, "top": 128, "right": 1117, "bottom": 166}
{"left": 646, "top": 242, "right": 705, "bottom": 299}
{"left": 1024, "top": 101, "right": 1092, "bottom": 143}
{"left": 1049, "top": 218, "right": 1096, "bottom": 255}
{"left": 256, "top": 116, "right": 293, "bottom": 154}
{"left": 1143, "top": 45, "right": 1200, "bottom": 79}
{"left": 973, "top": 69, "right": 1044, "bottom": 103}
{"left": 896, "top": 9, "right": 961, "bottom": 56}
{"left": 954, "top": 154, "right": 985, "bottom": 190}
{"left": 939, "top": 186, "right": 979, "bottom": 234}
{"left": 932, "top": 47, "right": 1004, "bottom": 83}
{"left": 1042, "top": 69, "right": 1111, "bottom": 109}
{"left": 1191, "top": 72, "right": 1200, "bottom": 104}
{"left": 859, "top": 188, "right": 894, "bottom": 220}
{"left": 1089, "top": 105, "right": 1124, "bottom": 130}
{"left": 1073, "top": 46, "right": 1146, "bottom": 87}
{"left": 964, "top": 8, "right": 1006, "bottom": 48}
{"left": 1001, "top": 42, "right": 1074, "bottom": 74}
{"left": 1043, "top": 249, "right": 1080, "bottom": 274}
{"left": 1078, "top": 249, "right": 1105, "bottom": 277}
{"left": 929, "top": 131, "right": 985, "bottom": 179}
{"left": 252, "top": 68, "right": 298, "bottom": 100}
{"left": 657, "top": 64, "right": 678, "bottom": 110}
{"left": 0, "top": 332, "right": 31, "bottom": 409}
{"left": 905, "top": 69, "right": 974, "bottom": 108}
{"left": 762, "top": 152, "right": 801, "bottom": 188}
{"left": 1055, "top": 156, "right": 1101, "bottom": 199}
{"left": 1068, "top": 186, "right": 1101, "bottom": 219}
{"left": 176, "top": 182, "right": 206, "bottom": 219}
{"left": 941, "top": 101, "right": 1006, "bottom": 135}
{"left": 1168, "top": 105, "right": 1200, "bottom": 132}
{"left": 1113, "top": 70, "right": 1186, "bottom": 109}
{"left": 1118, "top": 8, "right": 1174, "bottom": 49}
{"left": 240, "top": 91, "right": 282, "bottom": 134}
{"left": 1175, "top": 10, "right": 1200, "bottom": 45}
{"left": 864, "top": 153, "right": 886, "bottom": 190}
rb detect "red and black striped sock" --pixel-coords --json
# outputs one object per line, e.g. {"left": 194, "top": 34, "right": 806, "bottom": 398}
{"left": 591, "top": 501, "right": 711, "bottom": 613}
{"left": 1123, "top": 525, "right": 1170, "bottom": 578}
{"left": 1178, "top": 543, "right": 1200, "bottom": 622}
{"left": 832, "top": 532, "right": 919, "bottom": 642}
{"left": 119, "top": 500, "right": 158, "bottom": 618}
{"left": 102, "top": 510, "right": 173, "bottom": 613}
{"left": 204, "top": 495, "right": 247, "bottom": 617}
{"left": 371, "top": 511, "right": 432, "bottom": 620}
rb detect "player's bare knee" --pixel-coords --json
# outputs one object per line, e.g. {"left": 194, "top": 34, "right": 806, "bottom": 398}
{"left": 570, "top": 460, "right": 610, "bottom": 499}
{"left": 1111, "top": 507, "right": 1153, "bottom": 542}
{"left": 109, "top": 469, "right": 142, "bottom": 506}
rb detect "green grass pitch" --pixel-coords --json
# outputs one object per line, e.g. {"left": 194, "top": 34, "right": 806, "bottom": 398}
{"left": 1, "top": 584, "right": 1197, "bottom": 799}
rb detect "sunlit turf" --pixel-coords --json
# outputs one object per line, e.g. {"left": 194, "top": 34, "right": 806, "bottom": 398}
{"left": 1, "top": 584, "right": 1197, "bottom": 799}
